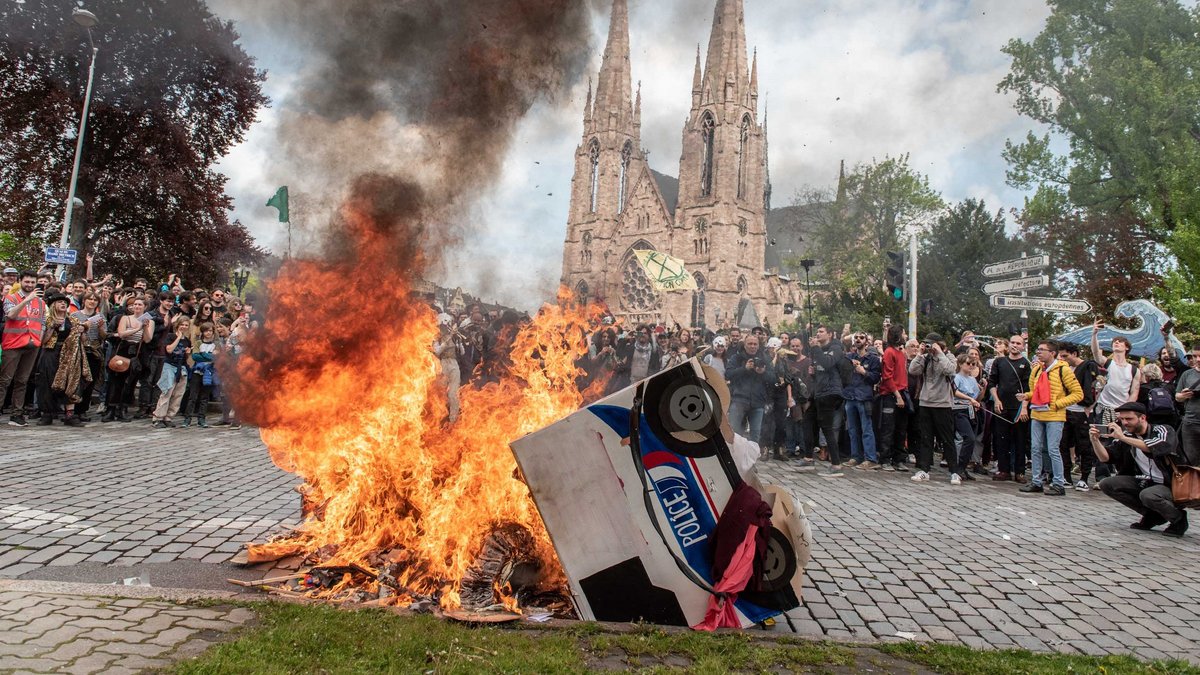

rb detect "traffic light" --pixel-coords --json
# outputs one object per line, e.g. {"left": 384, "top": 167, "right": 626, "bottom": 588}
{"left": 885, "top": 251, "right": 906, "bottom": 301}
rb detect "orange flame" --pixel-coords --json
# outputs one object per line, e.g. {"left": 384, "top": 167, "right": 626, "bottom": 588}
{"left": 234, "top": 179, "right": 606, "bottom": 608}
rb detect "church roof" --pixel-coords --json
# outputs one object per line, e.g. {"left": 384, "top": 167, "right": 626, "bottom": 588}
{"left": 650, "top": 170, "right": 679, "bottom": 217}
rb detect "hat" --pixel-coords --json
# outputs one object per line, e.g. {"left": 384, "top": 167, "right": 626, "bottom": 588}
{"left": 45, "top": 293, "right": 69, "bottom": 306}
{"left": 924, "top": 332, "right": 944, "bottom": 343}
{"left": 437, "top": 313, "right": 454, "bottom": 327}
{"left": 1114, "top": 402, "right": 1147, "bottom": 415}
{"left": 766, "top": 337, "right": 783, "bottom": 349}
{"left": 2, "top": 267, "right": 17, "bottom": 275}
{"left": 712, "top": 336, "right": 727, "bottom": 348}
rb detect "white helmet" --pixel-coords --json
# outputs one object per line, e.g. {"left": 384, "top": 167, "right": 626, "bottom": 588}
{"left": 766, "top": 337, "right": 783, "bottom": 349}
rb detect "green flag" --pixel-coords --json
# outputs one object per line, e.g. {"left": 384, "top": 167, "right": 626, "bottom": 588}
{"left": 266, "top": 186, "right": 289, "bottom": 223}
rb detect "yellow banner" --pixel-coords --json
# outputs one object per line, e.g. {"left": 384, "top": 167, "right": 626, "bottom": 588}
{"left": 634, "top": 249, "right": 697, "bottom": 291}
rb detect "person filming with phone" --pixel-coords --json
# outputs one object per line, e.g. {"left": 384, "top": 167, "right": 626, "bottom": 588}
{"left": 1091, "top": 402, "right": 1188, "bottom": 538}
{"left": 1, "top": 271, "right": 46, "bottom": 427}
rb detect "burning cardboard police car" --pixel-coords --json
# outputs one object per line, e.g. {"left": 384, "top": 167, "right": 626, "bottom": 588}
{"left": 510, "top": 359, "right": 812, "bottom": 628}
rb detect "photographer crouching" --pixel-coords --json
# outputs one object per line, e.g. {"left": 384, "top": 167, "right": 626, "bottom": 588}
{"left": 1090, "top": 402, "right": 1188, "bottom": 538}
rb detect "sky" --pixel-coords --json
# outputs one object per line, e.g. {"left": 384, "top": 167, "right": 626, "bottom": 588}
{"left": 209, "top": 0, "right": 1052, "bottom": 310}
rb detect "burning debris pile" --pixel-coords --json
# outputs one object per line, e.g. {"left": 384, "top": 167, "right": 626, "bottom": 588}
{"left": 224, "top": 0, "right": 600, "bottom": 615}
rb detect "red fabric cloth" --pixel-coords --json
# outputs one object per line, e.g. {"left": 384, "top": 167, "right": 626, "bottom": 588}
{"left": 710, "top": 483, "right": 773, "bottom": 582}
{"left": 692, "top": 524, "right": 759, "bottom": 631}
{"left": 1031, "top": 367, "right": 1051, "bottom": 407}
{"left": 879, "top": 346, "right": 908, "bottom": 395}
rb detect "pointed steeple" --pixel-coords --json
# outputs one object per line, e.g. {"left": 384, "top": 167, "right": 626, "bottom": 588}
{"left": 836, "top": 160, "right": 848, "bottom": 205}
{"left": 584, "top": 77, "right": 593, "bottom": 125}
{"left": 593, "top": 0, "right": 634, "bottom": 132}
{"left": 692, "top": 45, "right": 703, "bottom": 93}
{"left": 750, "top": 48, "right": 759, "bottom": 100}
{"left": 634, "top": 81, "right": 642, "bottom": 130}
{"left": 702, "top": 0, "right": 750, "bottom": 104}
{"left": 762, "top": 99, "right": 772, "bottom": 210}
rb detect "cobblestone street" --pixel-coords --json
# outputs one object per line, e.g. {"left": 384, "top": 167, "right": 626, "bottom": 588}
{"left": 2, "top": 423, "right": 1199, "bottom": 671}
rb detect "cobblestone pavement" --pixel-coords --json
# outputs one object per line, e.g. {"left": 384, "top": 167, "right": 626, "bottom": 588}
{"left": 0, "top": 422, "right": 297, "bottom": 578}
{"left": 4, "top": 423, "right": 1200, "bottom": 667}
{"left": 0, "top": 582, "right": 253, "bottom": 674}
{"left": 758, "top": 459, "right": 1200, "bottom": 664}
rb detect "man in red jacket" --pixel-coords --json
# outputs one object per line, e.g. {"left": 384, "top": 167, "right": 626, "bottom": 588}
{"left": 1, "top": 271, "right": 46, "bottom": 427}
{"left": 876, "top": 324, "right": 910, "bottom": 471}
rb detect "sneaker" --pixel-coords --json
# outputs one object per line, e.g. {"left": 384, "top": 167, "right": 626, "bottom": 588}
{"left": 911, "top": 471, "right": 930, "bottom": 482}
{"left": 857, "top": 461, "right": 877, "bottom": 471}
{"left": 1019, "top": 483, "right": 1043, "bottom": 493}
{"left": 63, "top": 416, "right": 84, "bottom": 428}
{"left": 182, "top": 418, "right": 192, "bottom": 428}
{"left": 1130, "top": 513, "right": 1167, "bottom": 530}
{"left": 991, "top": 472, "right": 1011, "bottom": 482}
{"left": 152, "top": 420, "right": 168, "bottom": 429}
{"left": 794, "top": 458, "right": 816, "bottom": 470}
{"left": 37, "top": 416, "right": 53, "bottom": 426}
{"left": 230, "top": 422, "right": 242, "bottom": 430}
{"left": 880, "top": 464, "right": 896, "bottom": 472}
{"left": 1163, "top": 513, "right": 1188, "bottom": 538}
{"left": 8, "top": 415, "right": 27, "bottom": 427}
{"left": 823, "top": 466, "right": 845, "bottom": 478}
{"left": 1074, "top": 480, "right": 1090, "bottom": 492}
{"left": 843, "top": 459, "right": 860, "bottom": 468}
{"left": 893, "top": 464, "right": 910, "bottom": 473}
{"left": 961, "top": 471, "right": 976, "bottom": 481}
{"left": 1046, "top": 484, "right": 1066, "bottom": 496}
{"left": 198, "top": 419, "right": 209, "bottom": 428}
{"left": 950, "top": 473, "right": 962, "bottom": 486}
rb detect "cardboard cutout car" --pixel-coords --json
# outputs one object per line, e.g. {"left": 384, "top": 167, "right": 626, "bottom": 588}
{"left": 510, "top": 359, "right": 811, "bottom": 627}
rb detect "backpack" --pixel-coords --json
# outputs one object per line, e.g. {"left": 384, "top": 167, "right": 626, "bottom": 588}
{"left": 1146, "top": 385, "right": 1175, "bottom": 415}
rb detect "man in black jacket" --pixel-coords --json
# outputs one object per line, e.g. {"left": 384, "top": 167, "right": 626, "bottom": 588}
{"left": 808, "top": 325, "right": 847, "bottom": 477}
{"left": 726, "top": 335, "right": 773, "bottom": 448}
{"left": 1092, "top": 402, "right": 1187, "bottom": 538}
{"left": 1058, "top": 343, "right": 1104, "bottom": 490}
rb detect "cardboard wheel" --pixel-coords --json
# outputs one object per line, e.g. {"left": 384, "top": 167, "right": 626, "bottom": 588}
{"left": 758, "top": 526, "right": 797, "bottom": 592}
{"left": 643, "top": 366, "right": 722, "bottom": 457}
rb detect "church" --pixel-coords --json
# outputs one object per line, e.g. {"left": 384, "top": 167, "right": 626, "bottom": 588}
{"left": 559, "top": 0, "right": 801, "bottom": 330}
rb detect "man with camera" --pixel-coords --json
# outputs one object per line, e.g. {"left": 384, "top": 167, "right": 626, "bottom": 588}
{"left": 726, "top": 334, "right": 773, "bottom": 449}
{"left": 1092, "top": 402, "right": 1187, "bottom": 537}
{"left": 908, "top": 333, "right": 957, "bottom": 482}
{"left": 1, "top": 271, "right": 47, "bottom": 427}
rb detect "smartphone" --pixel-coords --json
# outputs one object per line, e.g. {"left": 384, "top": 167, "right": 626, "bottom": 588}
{"left": 35, "top": 282, "right": 45, "bottom": 293}
{"left": 1090, "top": 423, "right": 1112, "bottom": 434}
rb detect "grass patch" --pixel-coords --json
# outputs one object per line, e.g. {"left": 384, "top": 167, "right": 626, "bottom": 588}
{"left": 172, "top": 601, "right": 1200, "bottom": 674}
{"left": 878, "top": 642, "right": 1200, "bottom": 675}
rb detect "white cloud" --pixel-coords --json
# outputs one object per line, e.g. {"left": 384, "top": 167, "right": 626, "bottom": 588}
{"left": 212, "top": 0, "right": 1052, "bottom": 310}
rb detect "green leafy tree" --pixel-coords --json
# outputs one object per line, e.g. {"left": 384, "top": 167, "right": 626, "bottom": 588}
{"left": 794, "top": 154, "right": 945, "bottom": 326}
{"left": 0, "top": 0, "right": 268, "bottom": 287}
{"left": 998, "top": 0, "right": 1200, "bottom": 326}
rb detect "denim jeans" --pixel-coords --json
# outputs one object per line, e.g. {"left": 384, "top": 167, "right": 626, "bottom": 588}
{"left": 727, "top": 400, "right": 765, "bottom": 445}
{"left": 844, "top": 399, "right": 877, "bottom": 462}
{"left": 1030, "top": 419, "right": 1065, "bottom": 487}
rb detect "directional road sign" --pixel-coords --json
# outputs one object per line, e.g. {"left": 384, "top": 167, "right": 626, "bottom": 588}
{"left": 44, "top": 247, "right": 78, "bottom": 266}
{"left": 982, "top": 275, "right": 1050, "bottom": 295}
{"left": 982, "top": 254, "right": 1050, "bottom": 278}
{"left": 990, "top": 295, "right": 1092, "bottom": 314}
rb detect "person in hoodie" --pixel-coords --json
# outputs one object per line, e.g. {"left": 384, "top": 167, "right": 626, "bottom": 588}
{"left": 842, "top": 332, "right": 882, "bottom": 470}
{"left": 1019, "top": 339, "right": 1084, "bottom": 496}
{"left": 908, "top": 333, "right": 957, "bottom": 483}
{"left": 808, "top": 325, "right": 848, "bottom": 477}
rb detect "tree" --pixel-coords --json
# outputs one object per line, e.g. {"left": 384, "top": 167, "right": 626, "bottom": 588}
{"left": 0, "top": 0, "right": 267, "bottom": 286}
{"left": 998, "top": 0, "right": 1200, "bottom": 326}
{"left": 795, "top": 154, "right": 945, "bottom": 324}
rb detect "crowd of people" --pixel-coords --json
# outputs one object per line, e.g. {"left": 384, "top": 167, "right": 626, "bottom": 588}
{"left": 536, "top": 314, "right": 1195, "bottom": 538}
{"left": 1, "top": 266, "right": 257, "bottom": 430}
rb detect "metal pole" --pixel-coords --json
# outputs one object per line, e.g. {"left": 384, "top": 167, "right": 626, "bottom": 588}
{"left": 804, "top": 266, "right": 814, "bottom": 333}
{"left": 1019, "top": 251, "right": 1028, "bottom": 335}
{"left": 908, "top": 233, "right": 918, "bottom": 339}
{"left": 58, "top": 43, "right": 99, "bottom": 281}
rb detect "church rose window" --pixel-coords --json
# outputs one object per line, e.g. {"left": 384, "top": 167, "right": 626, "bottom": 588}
{"left": 621, "top": 252, "right": 659, "bottom": 313}
{"left": 700, "top": 112, "right": 715, "bottom": 197}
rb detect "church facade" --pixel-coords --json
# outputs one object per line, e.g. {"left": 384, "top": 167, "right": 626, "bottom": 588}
{"left": 559, "top": 0, "right": 799, "bottom": 330}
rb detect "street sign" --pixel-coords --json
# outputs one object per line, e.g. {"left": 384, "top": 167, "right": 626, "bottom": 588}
{"left": 990, "top": 295, "right": 1092, "bottom": 314}
{"left": 44, "top": 247, "right": 78, "bottom": 266}
{"left": 982, "top": 275, "right": 1050, "bottom": 295}
{"left": 981, "top": 254, "right": 1050, "bottom": 278}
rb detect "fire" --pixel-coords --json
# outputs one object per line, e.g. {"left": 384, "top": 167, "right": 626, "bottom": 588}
{"left": 233, "top": 176, "right": 606, "bottom": 611}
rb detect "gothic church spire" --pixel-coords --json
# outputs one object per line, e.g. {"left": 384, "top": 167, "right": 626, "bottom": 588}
{"left": 592, "top": 0, "right": 635, "bottom": 134}
{"left": 702, "top": 0, "right": 751, "bottom": 104}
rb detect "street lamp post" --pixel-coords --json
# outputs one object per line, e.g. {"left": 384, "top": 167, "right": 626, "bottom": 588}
{"left": 800, "top": 259, "right": 816, "bottom": 336}
{"left": 58, "top": 8, "right": 100, "bottom": 281}
{"left": 231, "top": 266, "right": 251, "bottom": 298}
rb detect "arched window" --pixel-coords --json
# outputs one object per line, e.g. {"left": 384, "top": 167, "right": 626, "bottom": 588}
{"left": 691, "top": 273, "right": 707, "bottom": 328}
{"left": 736, "top": 274, "right": 748, "bottom": 295}
{"left": 618, "top": 141, "right": 633, "bottom": 213}
{"left": 737, "top": 115, "right": 751, "bottom": 200}
{"left": 588, "top": 138, "right": 600, "bottom": 213}
{"left": 700, "top": 112, "right": 715, "bottom": 197}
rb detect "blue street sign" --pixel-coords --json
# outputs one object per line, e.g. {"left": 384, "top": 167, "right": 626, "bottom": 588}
{"left": 44, "top": 247, "right": 78, "bottom": 266}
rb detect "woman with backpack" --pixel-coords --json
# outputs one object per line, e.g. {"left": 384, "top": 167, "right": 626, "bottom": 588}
{"left": 1091, "top": 320, "right": 1140, "bottom": 424}
{"left": 1138, "top": 363, "right": 1180, "bottom": 429}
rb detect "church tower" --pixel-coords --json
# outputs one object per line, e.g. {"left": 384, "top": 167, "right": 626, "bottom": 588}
{"left": 674, "top": 0, "right": 768, "bottom": 328}
{"left": 561, "top": 0, "right": 645, "bottom": 304}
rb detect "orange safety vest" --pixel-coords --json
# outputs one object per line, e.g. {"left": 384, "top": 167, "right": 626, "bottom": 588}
{"left": 2, "top": 292, "right": 45, "bottom": 350}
